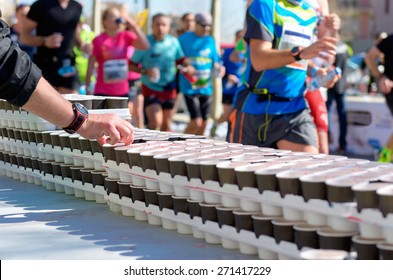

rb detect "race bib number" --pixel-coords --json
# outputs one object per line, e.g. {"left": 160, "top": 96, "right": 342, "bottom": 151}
{"left": 192, "top": 69, "right": 211, "bottom": 89}
{"left": 103, "top": 59, "right": 128, "bottom": 83}
{"left": 278, "top": 22, "right": 313, "bottom": 71}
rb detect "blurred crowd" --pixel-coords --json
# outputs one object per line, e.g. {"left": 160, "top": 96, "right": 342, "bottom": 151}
{"left": 7, "top": 0, "right": 393, "bottom": 160}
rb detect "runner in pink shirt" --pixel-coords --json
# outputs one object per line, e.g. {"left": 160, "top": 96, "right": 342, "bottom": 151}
{"left": 86, "top": 7, "right": 149, "bottom": 97}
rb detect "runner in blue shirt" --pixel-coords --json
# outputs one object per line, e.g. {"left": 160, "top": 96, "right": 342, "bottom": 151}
{"left": 229, "top": 0, "right": 339, "bottom": 153}
{"left": 131, "top": 13, "right": 190, "bottom": 131}
{"left": 219, "top": 30, "right": 245, "bottom": 123}
{"left": 178, "top": 12, "right": 220, "bottom": 136}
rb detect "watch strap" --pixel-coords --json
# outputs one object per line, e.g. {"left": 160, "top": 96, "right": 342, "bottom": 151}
{"left": 63, "top": 103, "right": 88, "bottom": 134}
{"left": 291, "top": 46, "right": 303, "bottom": 61}
{"left": 294, "top": 51, "right": 302, "bottom": 61}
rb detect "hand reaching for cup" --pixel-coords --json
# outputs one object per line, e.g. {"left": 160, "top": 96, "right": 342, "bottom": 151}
{"left": 77, "top": 113, "right": 135, "bottom": 146}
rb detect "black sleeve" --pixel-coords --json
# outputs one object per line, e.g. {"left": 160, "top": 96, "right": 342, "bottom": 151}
{"left": 0, "top": 19, "right": 42, "bottom": 106}
{"left": 26, "top": 0, "right": 42, "bottom": 23}
{"left": 376, "top": 34, "right": 392, "bottom": 55}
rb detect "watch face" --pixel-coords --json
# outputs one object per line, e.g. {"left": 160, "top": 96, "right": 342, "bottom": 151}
{"left": 291, "top": 46, "right": 300, "bottom": 55}
{"left": 74, "top": 102, "right": 89, "bottom": 115}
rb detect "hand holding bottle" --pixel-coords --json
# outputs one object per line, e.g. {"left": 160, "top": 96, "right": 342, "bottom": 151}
{"left": 319, "top": 14, "right": 341, "bottom": 39}
{"left": 147, "top": 67, "right": 160, "bottom": 83}
{"left": 225, "top": 74, "right": 239, "bottom": 89}
{"left": 213, "top": 61, "right": 225, "bottom": 78}
{"left": 178, "top": 64, "right": 197, "bottom": 84}
{"left": 43, "top": 32, "right": 63, "bottom": 48}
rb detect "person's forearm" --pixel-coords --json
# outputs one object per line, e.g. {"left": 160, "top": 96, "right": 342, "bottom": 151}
{"left": 229, "top": 50, "right": 244, "bottom": 63}
{"left": 365, "top": 51, "right": 382, "bottom": 79}
{"left": 22, "top": 77, "right": 135, "bottom": 145}
{"left": 129, "top": 62, "right": 143, "bottom": 74}
{"left": 22, "top": 78, "right": 74, "bottom": 128}
{"left": 366, "top": 59, "right": 381, "bottom": 79}
{"left": 20, "top": 32, "right": 46, "bottom": 47}
{"left": 85, "top": 56, "right": 96, "bottom": 91}
{"left": 132, "top": 27, "right": 149, "bottom": 50}
{"left": 250, "top": 39, "right": 296, "bottom": 71}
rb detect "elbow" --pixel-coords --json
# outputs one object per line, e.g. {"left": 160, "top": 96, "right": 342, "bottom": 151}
{"left": 251, "top": 61, "right": 267, "bottom": 72}
{"left": 364, "top": 54, "right": 372, "bottom": 67}
{"left": 250, "top": 55, "right": 269, "bottom": 72}
{"left": 140, "top": 41, "right": 150, "bottom": 50}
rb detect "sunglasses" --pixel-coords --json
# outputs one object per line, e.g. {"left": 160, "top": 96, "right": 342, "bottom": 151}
{"left": 199, "top": 23, "right": 212, "bottom": 28}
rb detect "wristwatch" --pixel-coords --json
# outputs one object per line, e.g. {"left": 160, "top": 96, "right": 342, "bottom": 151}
{"left": 63, "top": 102, "right": 89, "bottom": 134}
{"left": 291, "top": 46, "right": 303, "bottom": 61}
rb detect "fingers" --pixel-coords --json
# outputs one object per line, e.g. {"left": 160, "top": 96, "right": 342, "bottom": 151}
{"left": 318, "top": 50, "right": 336, "bottom": 62}
{"left": 117, "top": 121, "right": 135, "bottom": 145}
{"left": 77, "top": 113, "right": 135, "bottom": 146}
{"left": 97, "top": 136, "right": 108, "bottom": 146}
{"left": 102, "top": 119, "right": 134, "bottom": 145}
{"left": 319, "top": 37, "right": 338, "bottom": 49}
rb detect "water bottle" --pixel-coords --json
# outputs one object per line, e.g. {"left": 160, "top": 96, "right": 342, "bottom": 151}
{"left": 213, "top": 61, "right": 223, "bottom": 78}
{"left": 149, "top": 66, "right": 160, "bottom": 83}
{"left": 307, "top": 67, "right": 341, "bottom": 91}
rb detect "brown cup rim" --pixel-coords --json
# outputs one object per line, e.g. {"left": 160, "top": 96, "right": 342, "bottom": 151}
{"left": 254, "top": 165, "right": 288, "bottom": 175}
{"left": 271, "top": 218, "right": 304, "bottom": 226}
{"left": 104, "top": 177, "right": 119, "bottom": 182}
{"left": 171, "top": 195, "right": 189, "bottom": 199}
{"left": 157, "top": 191, "right": 175, "bottom": 196}
{"left": 317, "top": 228, "right": 358, "bottom": 237}
{"left": 185, "top": 158, "right": 214, "bottom": 165}
{"left": 325, "top": 177, "right": 369, "bottom": 188}
{"left": 168, "top": 154, "right": 200, "bottom": 162}
{"left": 186, "top": 198, "right": 203, "bottom": 203}
{"left": 234, "top": 162, "right": 279, "bottom": 172}
{"left": 351, "top": 235, "right": 385, "bottom": 244}
{"left": 153, "top": 151, "right": 186, "bottom": 159}
{"left": 199, "top": 159, "right": 222, "bottom": 165}
{"left": 143, "top": 189, "right": 159, "bottom": 193}
{"left": 352, "top": 182, "right": 393, "bottom": 192}
{"left": 216, "top": 161, "right": 250, "bottom": 169}
{"left": 140, "top": 149, "right": 170, "bottom": 157}
{"left": 376, "top": 242, "right": 393, "bottom": 250}
{"left": 216, "top": 206, "right": 242, "bottom": 211}
{"left": 293, "top": 223, "right": 329, "bottom": 231}
{"left": 251, "top": 214, "right": 282, "bottom": 220}
{"left": 233, "top": 210, "right": 262, "bottom": 216}
{"left": 199, "top": 202, "right": 222, "bottom": 207}
{"left": 130, "top": 185, "right": 146, "bottom": 190}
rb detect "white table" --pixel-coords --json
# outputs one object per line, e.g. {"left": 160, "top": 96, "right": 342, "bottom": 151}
{"left": 0, "top": 176, "right": 255, "bottom": 260}
{"left": 329, "top": 95, "right": 393, "bottom": 156}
